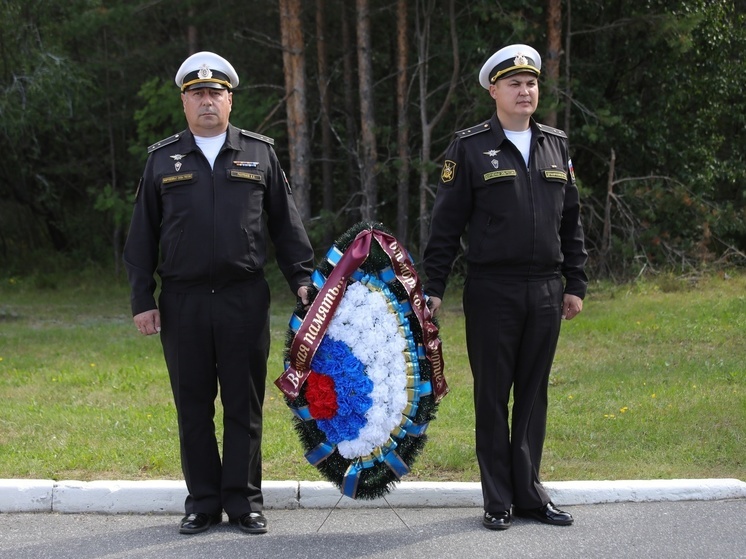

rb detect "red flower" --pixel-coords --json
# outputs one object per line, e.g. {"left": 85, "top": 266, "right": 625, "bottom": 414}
{"left": 306, "top": 371, "right": 338, "bottom": 419}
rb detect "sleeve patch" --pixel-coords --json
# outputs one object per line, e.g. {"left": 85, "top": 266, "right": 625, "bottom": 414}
{"left": 441, "top": 160, "right": 457, "bottom": 183}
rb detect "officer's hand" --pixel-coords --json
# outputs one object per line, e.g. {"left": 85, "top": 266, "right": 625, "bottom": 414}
{"left": 134, "top": 309, "right": 161, "bottom": 335}
{"left": 297, "top": 286, "right": 311, "bottom": 308}
{"left": 562, "top": 294, "right": 583, "bottom": 320}
{"left": 428, "top": 296, "right": 442, "bottom": 317}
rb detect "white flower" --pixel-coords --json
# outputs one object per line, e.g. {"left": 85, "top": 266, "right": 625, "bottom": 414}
{"left": 326, "top": 281, "right": 411, "bottom": 459}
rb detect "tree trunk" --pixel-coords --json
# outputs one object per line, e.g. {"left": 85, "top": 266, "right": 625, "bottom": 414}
{"left": 545, "top": 0, "right": 562, "bottom": 128}
{"left": 316, "top": 0, "right": 334, "bottom": 244}
{"left": 563, "top": 0, "right": 573, "bottom": 134}
{"left": 279, "top": 0, "right": 311, "bottom": 221}
{"left": 601, "top": 148, "right": 616, "bottom": 271}
{"left": 341, "top": 1, "right": 360, "bottom": 227}
{"left": 356, "top": 0, "right": 378, "bottom": 222}
{"left": 395, "top": 0, "right": 410, "bottom": 245}
{"left": 416, "top": 0, "right": 459, "bottom": 259}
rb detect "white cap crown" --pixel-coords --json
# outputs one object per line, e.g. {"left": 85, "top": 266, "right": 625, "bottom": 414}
{"left": 175, "top": 51, "right": 239, "bottom": 92}
{"left": 479, "top": 44, "right": 541, "bottom": 89}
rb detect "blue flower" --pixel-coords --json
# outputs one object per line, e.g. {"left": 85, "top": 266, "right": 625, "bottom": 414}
{"left": 311, "top": 336, "right": 373, "bottom": 444}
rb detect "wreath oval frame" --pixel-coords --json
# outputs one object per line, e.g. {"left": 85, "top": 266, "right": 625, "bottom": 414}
{"left": 278, "top": 222, "right": 446, "bottom": 500}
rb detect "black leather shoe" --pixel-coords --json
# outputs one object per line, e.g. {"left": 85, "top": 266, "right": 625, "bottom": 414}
{"left": 482, "top": 511, "right": 512, "bottom": 530}
{"left": 179, "top": 512, "right": 222, "bottom": 534}
{"left": 235, "top": 512, "right": 268, "bottom": 534}
{"left": 513, "top": 502, "right": 573, "bottom": 526}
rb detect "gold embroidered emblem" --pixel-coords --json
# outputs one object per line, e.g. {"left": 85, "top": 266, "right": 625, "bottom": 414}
{"left": 441, "top": 160, "right": 457, "bottom": 183}
{"left": 484, "top": 169, "right": 517, "bottom": 181}
{"left": 162, "top": 173, "right": 194, "bottom": 184}
{"left": 543, "top": 170, "right": 568, "bottom": 181}
{"left": 230, "top": 170, "right": 262, "bottom": 181}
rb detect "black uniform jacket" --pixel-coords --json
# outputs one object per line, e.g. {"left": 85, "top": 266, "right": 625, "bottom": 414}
{"left": 423, "top": 113, "right": 588, "bottom": 300}
{"left": 123, "top": 124, "right": 314, "bottom": 316}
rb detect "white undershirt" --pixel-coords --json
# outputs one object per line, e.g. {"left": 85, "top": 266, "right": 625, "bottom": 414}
{"left": 504, "top": 128, "right": 532, "bottom": 168}
{"left": 194, "top": 132, "right": 226, "bottom": 169}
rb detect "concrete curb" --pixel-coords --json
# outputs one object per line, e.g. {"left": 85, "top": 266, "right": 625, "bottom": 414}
{"left": 1, "top": 478, "right": 744, "bottom": 514}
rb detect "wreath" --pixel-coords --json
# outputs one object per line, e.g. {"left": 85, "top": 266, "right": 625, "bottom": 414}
{"left": 275, "top": 222, "right": 448, "bottom": 499}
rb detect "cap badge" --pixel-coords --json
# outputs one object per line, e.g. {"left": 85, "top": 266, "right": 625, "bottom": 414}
{"left": 198, "top": 64, "right": 213, "bottom": 80}
{"left": 514, "top": 53, "right": 528, "bottom": 66}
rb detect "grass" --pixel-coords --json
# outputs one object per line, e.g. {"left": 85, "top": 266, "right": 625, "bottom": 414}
{"left": 0, "top": 267, "right": 744, "bottom": 483}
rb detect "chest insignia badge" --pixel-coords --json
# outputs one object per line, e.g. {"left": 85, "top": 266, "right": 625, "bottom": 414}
{"left": 233, "top": 161, "right": 259, "bottom": 168}
{"left": 170, "top": 153, "right": 187, "bottom": 172}
{"left": 483, "top": 149, "right": 500, "bottom": 157}
{"left": 491, "top": 159, "right": 499, "bottom": 169}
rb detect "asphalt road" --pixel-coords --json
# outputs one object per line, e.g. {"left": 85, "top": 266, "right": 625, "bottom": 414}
{"left": 2, "top": 500, "right": 744, "bottom": 559}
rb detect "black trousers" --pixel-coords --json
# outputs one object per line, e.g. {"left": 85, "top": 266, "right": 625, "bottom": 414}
{"left": 463, "top": 274, "right": 563, "bottom": 513}
{"left": 159, "top": 279, "right": 270, "bottom": 518}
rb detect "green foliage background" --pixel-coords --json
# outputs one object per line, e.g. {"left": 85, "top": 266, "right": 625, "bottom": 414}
{"left": 0, "top": 0, "right": 744, "bottom": 278}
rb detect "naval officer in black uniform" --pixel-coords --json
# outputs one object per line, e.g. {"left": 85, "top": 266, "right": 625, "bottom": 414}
{"left": 123, "top": 51, "right": 314, "bottom": 535}
{"left": 423, "top": 44, "right": 587, "bottom": 530}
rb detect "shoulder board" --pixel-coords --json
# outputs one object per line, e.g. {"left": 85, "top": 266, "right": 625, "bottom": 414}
{"left": 147, "top": 133, "right": 181, "bottom": 154}
{"left": 241, "top": 129, "right": 275, "bottom": 146}
{"left": 455, "top": 121, "right": 491, "bottom": 139}
{"left": 536, "top": 123, "right": 567, "bottom": 138}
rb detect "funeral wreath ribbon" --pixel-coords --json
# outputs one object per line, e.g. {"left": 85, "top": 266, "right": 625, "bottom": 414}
{"left": 275, "top": 222, "right": 448, "bottom": 499}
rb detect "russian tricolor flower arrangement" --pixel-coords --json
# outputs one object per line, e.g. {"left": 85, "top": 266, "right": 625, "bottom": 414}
{"left": 275, "top": 222, "right": 448, "bottom": 499}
